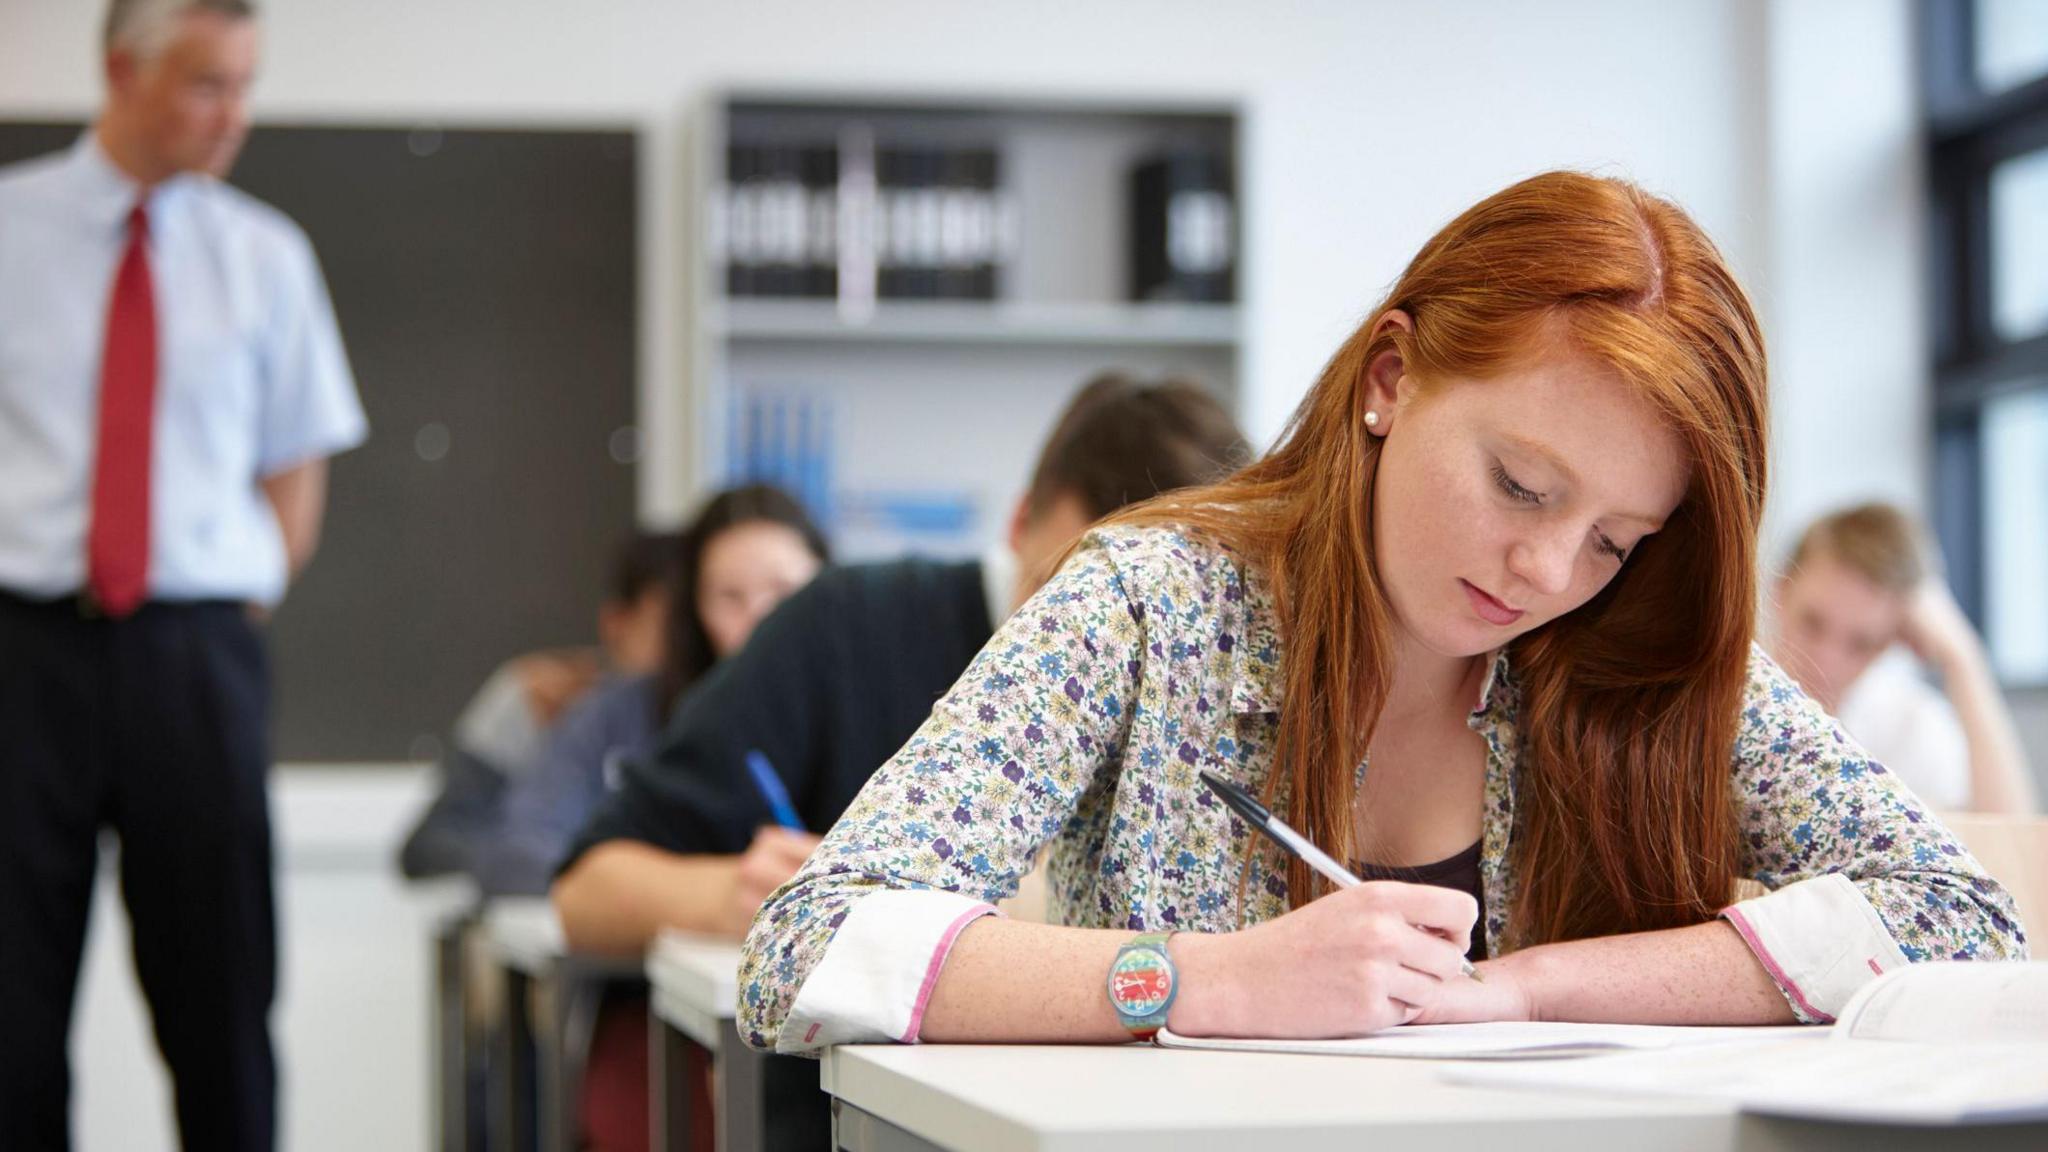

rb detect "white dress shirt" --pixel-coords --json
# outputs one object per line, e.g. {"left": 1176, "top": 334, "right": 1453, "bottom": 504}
{"left": 0, "top": 133, "right": 366, "bottom": 607}
{"left": 1837, "top": 649, "right": 1972, "bottom": 810}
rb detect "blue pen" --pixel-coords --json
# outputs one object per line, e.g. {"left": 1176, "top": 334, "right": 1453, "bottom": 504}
{"left": 745, "top": 749, "right": 804, "bottom": 830}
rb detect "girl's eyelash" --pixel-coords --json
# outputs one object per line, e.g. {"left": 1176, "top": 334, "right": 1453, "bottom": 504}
{"left": 1494, "top": 459, "right": 1629, "bottom": 564}
{"left": 1490, "top": 463, "right": 1541, "bottom": 504}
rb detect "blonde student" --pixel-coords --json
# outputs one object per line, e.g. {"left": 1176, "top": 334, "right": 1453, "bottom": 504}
{"left": 735, "top": 171, "right": 2025, "bottom": 1051}
{"left": 1768, "top": 503, "right": 2037, "bottom": 816}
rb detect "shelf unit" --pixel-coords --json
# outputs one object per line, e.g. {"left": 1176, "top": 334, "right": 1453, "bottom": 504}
{"left": 687, "top": 92, "right": 1244, "bottom": 560}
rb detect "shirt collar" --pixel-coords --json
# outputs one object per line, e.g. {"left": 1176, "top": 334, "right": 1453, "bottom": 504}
{"left": 1226, "top": 557, "right": 1285, "bottom": 714}
{"left": 1469, "top": 647, "right": 1517, "bottom": 724}
{"left": 68, "top": 128, "right": 200, "bottom": 232}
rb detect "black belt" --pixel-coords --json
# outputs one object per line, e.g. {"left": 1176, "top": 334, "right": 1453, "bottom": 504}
{"left": 0, "top": 587, "right": 242, "bottom": 619}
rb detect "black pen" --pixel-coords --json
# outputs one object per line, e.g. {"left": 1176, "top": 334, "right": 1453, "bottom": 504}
{"left": 1199, "top": 768, "right": 1480, "bottom": 981}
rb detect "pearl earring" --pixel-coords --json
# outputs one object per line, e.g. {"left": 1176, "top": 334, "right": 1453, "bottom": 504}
{"left": 1364, "top": 410, "right": 1381, "bottom": 429}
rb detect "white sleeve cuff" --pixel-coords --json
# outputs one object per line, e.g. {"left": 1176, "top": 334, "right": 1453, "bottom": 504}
{"left": 776, "top": 888, "right": 998, "bottom": 1054}
{"left": 1720, "top": 873, "right": 1911, "bottom": 1023}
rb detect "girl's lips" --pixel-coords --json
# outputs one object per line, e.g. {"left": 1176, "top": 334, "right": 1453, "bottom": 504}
{"left": 1461, "top": 579, "right": 1525, "bottom": 626}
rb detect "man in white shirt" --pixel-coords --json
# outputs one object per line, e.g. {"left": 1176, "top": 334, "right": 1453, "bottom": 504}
{"left": 0, "top": 3, "right": 365, "bottom": 1149}
{"left": 1767, "top": 503, "right": 2036, "bottom": 815}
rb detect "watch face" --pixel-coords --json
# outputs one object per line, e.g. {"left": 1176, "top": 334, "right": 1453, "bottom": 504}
{"left": 1108, "top": 945, "right": 1174, "bottom": 1017}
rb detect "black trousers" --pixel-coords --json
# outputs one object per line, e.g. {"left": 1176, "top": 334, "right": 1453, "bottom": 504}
{"left": 0, "top": 591, "right": 277, "bottom": 1152}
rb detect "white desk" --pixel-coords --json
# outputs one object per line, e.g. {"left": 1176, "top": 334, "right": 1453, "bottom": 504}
{"left": 400, "top": 877, "right": 480, "bottom": 1152}
{"left": 819, "top": 1043, "right": 2048, "bottom": 1152}
{"left": 645, "top": 930, "right": 771, "bottom": 1152}
{"left": 484, "top": 897, "right": 567, "bottom": 977}
{"left": 483, "top": 897, "right": 644, "bottom": 1152}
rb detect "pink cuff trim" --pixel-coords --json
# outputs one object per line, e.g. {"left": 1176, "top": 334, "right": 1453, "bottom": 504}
{"left": 1722, "top": 905, "right": 1834, "bottom": 1024}
{"left": 899, "top": 903, "right": 997, "bottom": 1044}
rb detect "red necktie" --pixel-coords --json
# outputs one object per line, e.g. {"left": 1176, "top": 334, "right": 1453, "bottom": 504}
{"left": 86, "top": 202, "right": 157, "bottom": 617}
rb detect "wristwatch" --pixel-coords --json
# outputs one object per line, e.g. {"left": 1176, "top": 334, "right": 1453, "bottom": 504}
{"left": 1106, "top": 931, "right": 1178, "bottom": 1041}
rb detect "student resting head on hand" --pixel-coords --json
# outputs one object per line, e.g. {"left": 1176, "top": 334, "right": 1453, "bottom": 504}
{"left": 1768, "top": 502, "right": 2036, "bottom": 815}
{"left": 736, "top": 170, "right": 2026, "bottom": 1056}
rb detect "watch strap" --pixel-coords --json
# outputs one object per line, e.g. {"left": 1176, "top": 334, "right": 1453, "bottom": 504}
{"left": 1106, "top": 930, "right": 1178, "bottom": 1042}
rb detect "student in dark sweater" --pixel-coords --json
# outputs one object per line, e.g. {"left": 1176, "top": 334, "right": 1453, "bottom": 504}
{"left": 554, "top": 374, "right": 1249, "bottom": 950}
{"left": 554, "top": 374, "right": 1244, "bottom": 1151}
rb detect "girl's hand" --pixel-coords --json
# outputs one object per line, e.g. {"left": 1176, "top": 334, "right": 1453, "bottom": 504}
{"left": 1167, "top": 880, "right": 1479, "bottom": 1038}
{"left": 1407, "top": 951, "right": 1538, "bottom": 1025}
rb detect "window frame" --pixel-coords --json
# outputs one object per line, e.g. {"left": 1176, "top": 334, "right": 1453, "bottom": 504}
{"left": 1920, "top": 0, "right": 2048, "bottom": 669}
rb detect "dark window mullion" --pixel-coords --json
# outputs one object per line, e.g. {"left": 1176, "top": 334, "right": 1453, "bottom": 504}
{"left": 1920, "top": 0, "right": 1978, "bottom": 122}
{"left": 1932, "top": 410, "right": 1985, "bottom": 625}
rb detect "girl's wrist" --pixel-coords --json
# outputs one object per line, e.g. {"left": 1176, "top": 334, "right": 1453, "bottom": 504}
{"left": 1479, "top": 946, "right": 1548, "bottom": 1022}
{"left": 1162, "top": 930, "right": 1242, "bottom": 1037}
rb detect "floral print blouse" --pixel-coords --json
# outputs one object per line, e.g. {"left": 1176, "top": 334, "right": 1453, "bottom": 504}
{"left": 738, "top": 525, "right": 2027, "bottom": 1052}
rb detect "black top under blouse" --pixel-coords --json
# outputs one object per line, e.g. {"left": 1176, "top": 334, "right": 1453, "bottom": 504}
{"left": 1354, "top": 839, "right": 1487, "bottom": 962}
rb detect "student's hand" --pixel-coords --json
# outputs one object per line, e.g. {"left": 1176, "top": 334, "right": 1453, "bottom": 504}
{"left": 1900, "top": 580, "right": 1987, "bottom": 678}
{"left": 1406, "top": 953, "right": 1537, "bottom": 1026}
{"left": 1167, "top": 881, "right": 1478, "bottom": 1038}
{"left": 724, "top": 826, "right": 824, "bottom": 937}
{"left": 512, "top": 649, "right": 602, "bottom": 725}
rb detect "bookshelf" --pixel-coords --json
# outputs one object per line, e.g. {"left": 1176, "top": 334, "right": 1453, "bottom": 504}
{"left": 689, "top": 93, "right": 1243, "bottom": 560}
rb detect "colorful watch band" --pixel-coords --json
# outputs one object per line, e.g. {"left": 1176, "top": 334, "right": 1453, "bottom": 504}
{"left": 1107, "top": 931, "right": 1178, "bottom": 1042}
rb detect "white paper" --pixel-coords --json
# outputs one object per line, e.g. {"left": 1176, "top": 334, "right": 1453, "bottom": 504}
{"left": 1154, "top": 1021, "right": 1815, "bottom": 1061}
{"left": 1449, "top": 1037, "right": 2048, "bottom": 1125}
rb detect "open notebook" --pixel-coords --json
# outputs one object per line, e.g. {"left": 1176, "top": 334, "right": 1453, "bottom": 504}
{"left": 1154, "top": 1020, "right": 1815, "bottom": 1060}
{"left": 1446, "top": 961, "right": 2048, "bottom": 1125}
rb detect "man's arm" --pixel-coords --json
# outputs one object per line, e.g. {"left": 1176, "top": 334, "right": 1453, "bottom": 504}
{"left": 261, "top": 456, "right": 329, "bottom": 581}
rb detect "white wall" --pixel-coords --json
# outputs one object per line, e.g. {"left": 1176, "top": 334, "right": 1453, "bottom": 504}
{"left": 0, "top": 0, "right": 1798, "bottom": 522}
{"left": 0, "top": 2, "right": 1948, "bottom": 1149}
{"left": 1759, "top": 0, "right": 1930, "bottom": 564}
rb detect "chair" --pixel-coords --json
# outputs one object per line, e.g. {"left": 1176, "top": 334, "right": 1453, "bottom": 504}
{"left": 1937, "top": 812, "right": 2048, "bottom": 945}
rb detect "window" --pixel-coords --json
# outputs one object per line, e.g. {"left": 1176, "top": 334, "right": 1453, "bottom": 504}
{"left": 1976, "top": 0, "right": 2048, "bottom": 94}
{"left": 1923, "top": 0, "right": 2048, "bottom": 685}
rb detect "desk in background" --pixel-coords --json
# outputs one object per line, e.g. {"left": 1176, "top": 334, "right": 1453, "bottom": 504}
{"left": 400, "top": 877, "right": 482, "bottom": 1152}
{"left": 485, "top": 898, "right": 644, "bottom": 1152}
{"left": 646, "top": 930, "right": 776, "bottom": 1152}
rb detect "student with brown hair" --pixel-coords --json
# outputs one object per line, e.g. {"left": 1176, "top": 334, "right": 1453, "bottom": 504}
{"left": 552, "top": 373, "right": 1248, "bottom": 949}
{"left": 554, "top": 373, "right": 1244, "bottom": 1150}
{"left": 1768, "top": 502, "right": 2036, "bottom": 814}
{"left": 735, "top": 171, "right": 2023, "bottom": 1057}
{"left": 477, "top": 485, "right": 828, "bottom": 898}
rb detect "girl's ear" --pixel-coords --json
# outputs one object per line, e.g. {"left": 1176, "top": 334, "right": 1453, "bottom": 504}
{"left": 1360, "top": 309, "right": 1414, "bottom": 436}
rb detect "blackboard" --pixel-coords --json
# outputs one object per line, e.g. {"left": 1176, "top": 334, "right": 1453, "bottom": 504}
{"left": 0, "top": 122, "right": 641, "bottom": 762}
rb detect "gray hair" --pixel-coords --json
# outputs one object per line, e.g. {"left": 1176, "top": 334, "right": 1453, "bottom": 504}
{"left": 104, "top": 0, "right": 256, "bottom": 60}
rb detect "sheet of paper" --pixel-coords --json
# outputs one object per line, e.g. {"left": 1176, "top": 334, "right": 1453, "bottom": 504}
{"left": 1447, "top": 1037, "right": 2048, "bottom": 1125}
{"left": 1153, "top": 1021, "right": 1817, "bottom": 1060}
{"left": 1837, "top": 961, "right": 2048, "bottom": 1043}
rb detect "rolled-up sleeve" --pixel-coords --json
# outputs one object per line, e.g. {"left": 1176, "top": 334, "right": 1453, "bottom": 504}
{"left": 737, "top": 531, "right": 1147, "bottom": 1053}
{"left": 1721, "top": 646, "right": 2027, "bottom": 1022}
{"left": 256, "top": 226, "right": 365, "bottom": 474}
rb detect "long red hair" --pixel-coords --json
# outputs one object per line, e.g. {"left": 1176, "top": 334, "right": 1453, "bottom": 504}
{"left": 1103, "top": 171, "right": 1768, "bottom": 946}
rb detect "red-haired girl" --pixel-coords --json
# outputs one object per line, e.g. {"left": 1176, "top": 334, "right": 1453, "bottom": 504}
{"left": 738, "top": 171, "right": 2025, "bottom": 1050}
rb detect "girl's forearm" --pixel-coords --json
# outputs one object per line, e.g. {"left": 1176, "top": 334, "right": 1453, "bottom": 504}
{"left": 914, "top": 917, "right": 1137, "bottom": 1043}
{"left": 1493, "top": 919, "right": 1797, "bottom": 1025}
